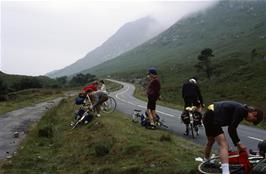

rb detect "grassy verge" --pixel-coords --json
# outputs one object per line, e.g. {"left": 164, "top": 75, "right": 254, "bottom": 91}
{"left": 105, "top": 79, "right": 123, "bottom": 92}
{"left": 0, "top": 79, "right": 122, "bottom": 116}
{"left": 1, "top": 96, "right": 203, "bottom": 174}
{"left": 0, "top": 89, "right": 63, "bottom": 115}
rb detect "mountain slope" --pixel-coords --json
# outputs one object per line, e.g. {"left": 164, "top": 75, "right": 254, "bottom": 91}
{"left": 46, "top": 16, "right": 164, "bottom": 78}
{"left": 86, "top": 0, "right": 266, "bottom": 76}
{"left": 84, "top": 0, "right": 266, "bottom": 121}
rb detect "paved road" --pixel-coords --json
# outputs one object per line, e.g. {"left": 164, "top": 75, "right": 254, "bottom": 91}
{"left": 109, "top": 79, "right": 265, "bottom": 151}
{"left": 0, "top": 97, "right": 68, "bottom": 160}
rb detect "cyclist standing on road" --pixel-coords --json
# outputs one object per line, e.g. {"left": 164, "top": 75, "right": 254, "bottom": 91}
{"left": 203, "top": 101, "right": 263, "bottom": 174}
{"left": 146, "top": 67, "right": 161, "bottom": 129}
{"left": 181, "top": 77, "right": 204, "bottom": 135}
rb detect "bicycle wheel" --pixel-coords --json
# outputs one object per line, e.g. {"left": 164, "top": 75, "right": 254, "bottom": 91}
{"left": 190, "top": 123, "right": 195, "bottom": 139}
{"left": 198, "top": 155, "right": 244, "bottom": 174}
{"left": 102, "top": 96, "right": 116, "bottom": 113}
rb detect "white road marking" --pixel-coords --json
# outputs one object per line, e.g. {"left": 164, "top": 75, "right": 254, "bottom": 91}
{"left": 115, "top": 86, "right": 176, "bottom": 118}
{"left": 157, "top": 111, "right": 175, "bottom": 117}
{"left": 248, "top": 136, "right": 263, "bottom": 142}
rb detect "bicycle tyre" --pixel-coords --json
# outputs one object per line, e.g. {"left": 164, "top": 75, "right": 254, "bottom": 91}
{"left": 102, "top": 96, "right": 117, "bottom": 113}
{"left": 190, "top": 123, "right": 195, "bottom": 139}
{"left": 198, "top": 155, "right": 244, "bottom": 174}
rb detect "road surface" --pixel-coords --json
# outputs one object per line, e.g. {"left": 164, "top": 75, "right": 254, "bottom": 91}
{"left": 109, "top": 79, "right": 265, "bottom": 151}
{"left": 0, "top": 96, "right": 70, "bottom": 160}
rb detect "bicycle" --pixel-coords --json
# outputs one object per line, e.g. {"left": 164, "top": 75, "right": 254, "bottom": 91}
{"left": 131, "top": 109, "right": 168, "bottom": 129}
{"left": 181, "top": 106, "right": 202, "bottom": 139}
{"left": 71, "top": 105, "right": 94, "bottom": 129}
{"left": 101, "top": 96, "right": 117, "bottom": 113}
{"left": 198, "top": 148, "right": 265, "bottom": 174}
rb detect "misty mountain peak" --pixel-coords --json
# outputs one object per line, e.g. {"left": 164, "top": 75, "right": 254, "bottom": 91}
{"left": 47, "top": 16, "right": 163, "bottom": 78}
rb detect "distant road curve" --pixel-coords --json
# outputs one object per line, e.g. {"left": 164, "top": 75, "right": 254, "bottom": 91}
{"left": 108, "top": 79, "right": 265, "bottom": 150}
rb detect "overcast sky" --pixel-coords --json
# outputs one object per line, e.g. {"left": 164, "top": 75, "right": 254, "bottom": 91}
{"left": 1, "top": 0, "right": 218, "bottom": 76}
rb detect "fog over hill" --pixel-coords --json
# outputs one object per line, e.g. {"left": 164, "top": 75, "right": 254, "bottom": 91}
{"left": 46, "top": 16, "right": 164, "bottom": 78}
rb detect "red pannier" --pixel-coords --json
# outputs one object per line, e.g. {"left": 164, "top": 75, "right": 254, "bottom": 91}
{"left": 229, "top": 150, "right": 251, "bottom": 174}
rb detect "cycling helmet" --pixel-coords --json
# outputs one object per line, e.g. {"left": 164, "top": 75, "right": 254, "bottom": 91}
{"left": 148, "top": 67, "right": 157, "bottom": 75}
{"left": 189, "top": 78, "right": 197, "bottom": 84}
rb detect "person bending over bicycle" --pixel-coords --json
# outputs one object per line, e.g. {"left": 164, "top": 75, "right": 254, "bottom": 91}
{"left": 181, "top": 77, "right": 204, "bottom": 135}
{"left": 86, "top": 89, "right": 108, "bottom": 117}
{"left": 146, "top": 67, "right": 161, "bottom": 130}
{"left": 203, "top": 101, "right": 263, "bottom": 174}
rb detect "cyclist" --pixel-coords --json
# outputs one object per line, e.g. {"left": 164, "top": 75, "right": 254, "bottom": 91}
{"left": 86, "top": 89, "right": 108, "bottom": 117}
{"left": 99, "top": 80, "right": 107, "bottom": 93}
{"left": 181, "top": 77, "right": 204, "bottom": 135}
{"left": 146, "top": 67, "right": 161, "bottom": 129}
{"left": 203, "top": 101, "right": 263, "bottom": 174}
{"left": 83, "top": 81, "right": 99, "bottom": 93}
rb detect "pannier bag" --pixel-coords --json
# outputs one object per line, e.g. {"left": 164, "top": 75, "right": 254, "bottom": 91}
{"left": 181, "top": 111, "right": 190, "bottom": 124}
{"left": 181, "top": 110, "right": 202, "bottom": 125}
{"left": 75, "top": 96, "right": 86, "bottom": 105}
{"left": 229, "top": 150, "right": 250, "bottom": 174}
{"left": 140, "top": 112, "right": 160, "bottom": 127}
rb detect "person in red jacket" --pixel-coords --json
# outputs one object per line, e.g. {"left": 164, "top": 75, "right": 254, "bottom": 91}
{"left": 83, "top": 81, "right": 99, "bottom": 93}
{"left": 146, "top": 67, "right": 161, "bottom": 129}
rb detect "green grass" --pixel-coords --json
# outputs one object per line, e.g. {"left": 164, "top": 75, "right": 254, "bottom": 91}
{"left": 1, "top": 96, "right": 204, "bottom": 174}
{"left": 0, "top": 89, "right": 63, "bottom": 115}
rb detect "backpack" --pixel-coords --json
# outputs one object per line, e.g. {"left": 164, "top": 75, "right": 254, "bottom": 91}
{"left": 251, "top": 159, "right": 266, "bottom": 174}
{"left": 75, "top": 96, "right": 86, "bottom": 105}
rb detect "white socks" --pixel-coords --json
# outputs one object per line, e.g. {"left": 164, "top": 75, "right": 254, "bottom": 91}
{"left": 221, "top": 163, "right": 230, "bottom": 174}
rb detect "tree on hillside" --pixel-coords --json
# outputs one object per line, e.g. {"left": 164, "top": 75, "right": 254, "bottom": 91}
{"left": 69, "top": 73, "right": 96, "bottom": 86}
{"left": 56, "top": 76, "right": 68, "bottom": 86}
{"left": 250, "top": 49, "right": 258, "bottom": 62}
{"left": 195, "top": 48, "right": 214, "bottom": 80}
{"left": 0, "top": 79, "right": 8, "bottom": 101}
{"left": 12, "top": 77, "right": 42, "bottom": 91}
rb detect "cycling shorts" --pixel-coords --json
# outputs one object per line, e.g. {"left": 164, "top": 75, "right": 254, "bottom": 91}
{"left": 203, "top": 110, "right": 224, "bottom": 137}
{"left": 147, "top": 97, "right": 157, "bottom": 110}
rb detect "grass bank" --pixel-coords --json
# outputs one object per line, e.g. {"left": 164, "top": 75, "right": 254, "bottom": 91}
{"left": 1, "top": 96, "right": 203, "bottom": 174}
{"left": 0, "top": 89, "right": 63, "bottom": 115}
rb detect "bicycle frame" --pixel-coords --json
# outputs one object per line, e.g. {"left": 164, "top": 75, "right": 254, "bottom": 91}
{"left": 131, "top": 109, "right": 168, "bottom": 128}
{"left": 198, "top": 151, "right": 265, "bottom": 174}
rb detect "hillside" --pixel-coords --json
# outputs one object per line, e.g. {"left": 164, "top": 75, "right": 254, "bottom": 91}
{"left": 0, "top": 71, "right": 58, "bottom": 92}
{"left": 84, "top": 0, "right": 266, "bottom": 118}
{"left": 46, "top": 16, "right": 164, "bottom": 78}
{"left": 1, "top": 97, "right": 203, "bottom": 174}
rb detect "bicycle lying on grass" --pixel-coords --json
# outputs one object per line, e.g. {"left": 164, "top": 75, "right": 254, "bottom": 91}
{"left": 198, "top": 140, "right": 266, "bottom": 174}
{"left": 71, "top": 105, "right": 94, "bottom": 129}
{"left": 131, "top": 109, "right": 168, "bottom": 129}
